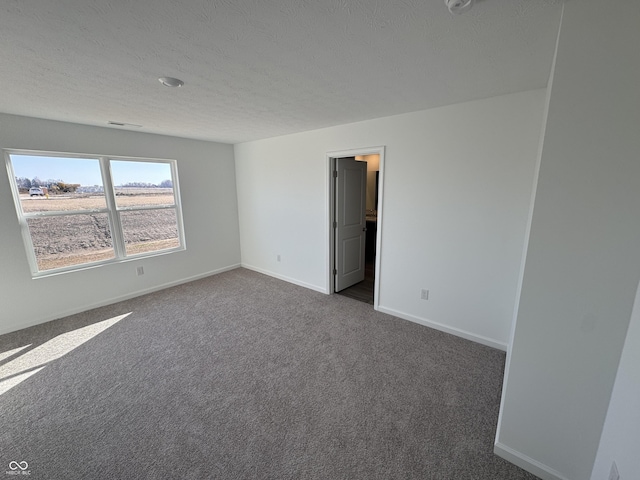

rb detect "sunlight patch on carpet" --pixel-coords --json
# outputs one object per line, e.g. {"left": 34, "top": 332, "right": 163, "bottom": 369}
{"left": 0, "top": 344, "right": 33, "bottom": 363}
{"left": 0, "top": 313, "right": 131, "bottom": 396}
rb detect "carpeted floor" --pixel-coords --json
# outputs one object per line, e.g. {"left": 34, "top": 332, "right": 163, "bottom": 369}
{"left": 0, "top": 268, "right": 538, "bottom": 479}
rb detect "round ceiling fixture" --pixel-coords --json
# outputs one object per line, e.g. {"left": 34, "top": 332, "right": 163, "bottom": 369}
{"left": 158, "top": 77, "right": 184, "bottom": 88}
{"left": 445, "top": 0, "right": 474, "bottom": 14}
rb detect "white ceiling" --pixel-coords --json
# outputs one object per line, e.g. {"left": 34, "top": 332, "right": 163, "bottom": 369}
{"left": 0, "top": 0, "right": 563, "bottom": 144}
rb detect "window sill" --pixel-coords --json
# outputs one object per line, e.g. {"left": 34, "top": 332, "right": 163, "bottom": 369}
{"left": 31, "top": 246, "right": 186, "bottom": 279}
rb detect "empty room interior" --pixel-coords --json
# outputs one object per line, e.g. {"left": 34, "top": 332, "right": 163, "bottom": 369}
{"left": 1, "top": 1, "right": 639, "bottom": 479}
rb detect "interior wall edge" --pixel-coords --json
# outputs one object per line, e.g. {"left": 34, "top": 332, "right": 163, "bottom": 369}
{"left": 494, "top": 0, "right": 564, "bottom": 446}
{"left": 494, "top": 443, "right": 569, "bottom": 480}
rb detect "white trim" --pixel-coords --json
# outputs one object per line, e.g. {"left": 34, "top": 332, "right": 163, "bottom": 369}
{"left": 29, "top": 244, "right": 185, "bottom": 279}
{"left": 111, "top": 204, "right": 176, "bottom": 213}
{"left": 0, "top": 264, "right": 241, "bottom": 336}
{"left": 376, "top": 305, "right": 507, "bottom": 351}
{"left": 494, "top": 443, "right": 569, "bottom": 480}
{"left": 325, "top": 146, "right": 385, "bottom": 307}
{"left": 3, "top": 147, "right": 177, "bottom": 164}
{"left": 4, "top": 150, "right": 39, "bottom": 274}
{"left": 326, "top": 156, "right": 334, "bottom": 296}
{"left": 25, "top": 208, "right": 110, "bottom": 217}
{"left": 241, "top": 263, "right": 328, "bottom": 294}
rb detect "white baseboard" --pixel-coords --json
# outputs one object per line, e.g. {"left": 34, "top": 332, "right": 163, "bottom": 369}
{"left": 494, "top": 442, "right": 569, "bottom": 480}
{"left": 241, "top": 263, "right": 328, "bottom": 294}
{"left": 0, "top": 264, "right": 241, "bottom": 336}
{"left": 376, "top": 305, "right": 507, "bottom": 351}
{"left": 238, "top": 267, "right": 505, "bottom": 351}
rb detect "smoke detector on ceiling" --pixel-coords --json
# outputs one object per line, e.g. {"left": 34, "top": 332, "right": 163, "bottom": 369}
{"left": 445, "top": 0, "right": 474, "bottom": 14}
{"left": 158, "top": 76, "right": 184, "bottom": 88}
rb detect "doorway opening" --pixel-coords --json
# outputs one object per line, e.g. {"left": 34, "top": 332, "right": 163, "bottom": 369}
{"left": 327, "top": 147, "right": 384, "bottom": 308}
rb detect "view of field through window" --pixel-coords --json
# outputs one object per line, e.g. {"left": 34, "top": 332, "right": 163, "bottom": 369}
{"left": 11, "top": 154, "right": 181, "bottom": 272}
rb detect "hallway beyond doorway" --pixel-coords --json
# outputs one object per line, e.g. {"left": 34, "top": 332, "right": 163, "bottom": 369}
{"left": 336, "top": 259, "right": 374, "bottom": 304}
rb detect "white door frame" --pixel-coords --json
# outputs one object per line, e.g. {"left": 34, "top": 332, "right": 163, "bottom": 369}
{"left": 326, "top": 146, "right": 385, "bottom": 308}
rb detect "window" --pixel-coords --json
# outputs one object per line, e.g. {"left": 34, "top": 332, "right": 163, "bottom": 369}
{"left": 5, "top": 150, "right": 185, "bottom": 276}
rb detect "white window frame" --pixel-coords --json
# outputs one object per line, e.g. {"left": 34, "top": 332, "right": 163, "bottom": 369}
{"left": 4, "top": 149, "right": 186, "bottom": 278}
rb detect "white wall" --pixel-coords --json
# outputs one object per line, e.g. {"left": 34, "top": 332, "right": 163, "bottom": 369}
{"left": 590, "top": 280, "right": 640, "bottom": 480}
{"left": 235, "top": 90, "right": 546, "bottom": 349}
{"left": 0, "top": 113, "right": 241, "bottom": 335}
{"left": 496, "top": 1, "right": 640, "bottom": 479}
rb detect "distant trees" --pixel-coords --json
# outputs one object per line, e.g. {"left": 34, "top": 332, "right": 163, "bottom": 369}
{"left": 16, "top": 176, "right": 172, "bottom": 193}
{"left": 15, "top": 176, "right": 79, "bottom": 194}
{"left": 15, "top": 177, "right": 32, "bottom": 189}
{"left": 120, "top": 180, "right": 172, "bottom": 188}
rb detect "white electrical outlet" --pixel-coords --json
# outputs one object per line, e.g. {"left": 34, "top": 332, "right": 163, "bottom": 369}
{"left": 608, "top": 461, "right": 619, "bottom": 480}
{"left": 136, "top": 266, "right": 144, "bottom": 276}
{"left": 421, "top": 289, "right": 429, "bottom": 300}
{"left": 277, "top": 254, "right": 281, "bottom": 262}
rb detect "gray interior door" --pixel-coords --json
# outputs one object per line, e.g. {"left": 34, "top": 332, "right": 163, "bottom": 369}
{"left": 335, "top": 158, "right": 367, "bottom": 292}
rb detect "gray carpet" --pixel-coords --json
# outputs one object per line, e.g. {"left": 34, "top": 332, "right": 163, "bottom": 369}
{"left": 0, "top": 268, "right": 538, "bottom": 479}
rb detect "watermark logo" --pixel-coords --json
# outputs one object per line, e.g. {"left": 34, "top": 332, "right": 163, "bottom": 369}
{"left": 5, "top": 461, "right": 30, "bottom": 476}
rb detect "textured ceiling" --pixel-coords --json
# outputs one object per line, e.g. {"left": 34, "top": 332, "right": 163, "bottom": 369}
{"left": 0, "top": 0, "right": 563, "bottom": 144}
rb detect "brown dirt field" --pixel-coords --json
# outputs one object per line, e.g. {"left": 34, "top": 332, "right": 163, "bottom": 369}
{"left": 21, "top": 194, "right": 180, "bottom": 271}
{"left": 20, "top": 193, "right": 175, "bottom": 213}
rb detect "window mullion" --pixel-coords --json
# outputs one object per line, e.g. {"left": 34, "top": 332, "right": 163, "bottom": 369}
{"left": 100, "top": 157, "right": 126, "bottom": 259}
{"left": 24, "top": 208, "right": 110, "bottom": 218}
{"left": 18, "top": 218, "right": 40, "bottom": 275}
{"left": 171, "top": 160, "right": 186, "bottom": 250}
{"left": 117, "top": 204, "right": 176, "bottom": 213}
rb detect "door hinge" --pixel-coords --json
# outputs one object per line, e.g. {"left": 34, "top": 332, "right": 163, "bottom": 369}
{"left": 333, "top": 171, "right": 338, "bottom": 178}
{"left": 333, "top": 269, "right": 337, "bottom": 275}
{"left": 333, "top": 221, "right": 337, "bottom": 228}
